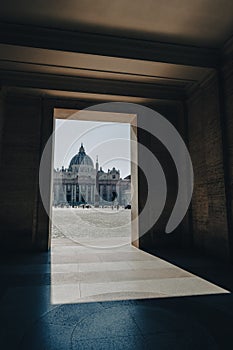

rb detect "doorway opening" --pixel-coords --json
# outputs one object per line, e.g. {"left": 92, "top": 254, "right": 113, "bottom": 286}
{"left": 51, "top": 108, "right": 137, "bottom": 249}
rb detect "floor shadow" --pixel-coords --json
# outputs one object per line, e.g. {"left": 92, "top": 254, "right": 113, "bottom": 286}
{"left": 148, "top": 246, "right": 233, "bottom": 292}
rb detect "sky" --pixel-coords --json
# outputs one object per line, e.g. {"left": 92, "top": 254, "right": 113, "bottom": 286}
{"left": 54, "top": 119, "right": 131, "bottom": 179}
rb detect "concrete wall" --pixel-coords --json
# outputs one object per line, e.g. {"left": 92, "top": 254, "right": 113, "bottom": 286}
{"left": 221, "top": 47, "right": 233, "bottom": 259}
{"left": 0, "top": 92, "right": 43, "bottom": 251}
{"left": 187, "top": 75, "right": 229, "bottom": 259}
{"left": 138, "top": 102, "right": 190, "bottom": 252}
{"left": 0, "top": 92, "right": 54, "bottom": 252}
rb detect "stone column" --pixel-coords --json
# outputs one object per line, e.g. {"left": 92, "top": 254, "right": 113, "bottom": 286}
{"left": 107, "top": 185, "right": 111, "bottom": 203}
{"left": 71, "top": 185, "right": 73, "bottom": 204}
{"left": 74, "top": 184, "right": 76, "bottom": 203}
{"left": 54, "top": 184, "right": 56, "bottom": 202}
{"left": 57, "top": 182, "right": 61, "bottom": 202}
{"left": 63, "top": 184, "right": 67, "bottom": 202}
{"left": 99, "top": 185, "right": 102, "bottom": 204}
{"left": 91, "top": 185, "right": 94, "bottom": 203}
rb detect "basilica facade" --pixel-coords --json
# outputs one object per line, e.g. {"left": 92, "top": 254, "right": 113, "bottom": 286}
{"left": 53, "top": 144, "right": 131, "bottom": 207}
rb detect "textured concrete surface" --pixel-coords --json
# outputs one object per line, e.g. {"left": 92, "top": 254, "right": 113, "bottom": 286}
{"left": 187, "top": 75, "right": 229, "bottom": 259}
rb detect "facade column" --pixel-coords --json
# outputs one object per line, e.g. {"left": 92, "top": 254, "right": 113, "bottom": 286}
{"left": 107, "top": 185, "right": 111, "bottom": 202}
{"left": 100, "top": 185, "right": 103, "bottom": 204}
{"left": 111, "top": 185, "right": 113, "bottom": 202}
{"left": 56, "top": 184, "right": 59, "bottom": 203}
{"left": 91, "top": 185, "right": 94, "bottom": 203}
{"left": 71, "top": 185, "right": 74, "bottom": 204}
{"left": 74, "top": 184, "right": 76, "bottom": 203}
{"left": 54, "top": 184, "right": 57, "bottom": 202}
{"left": 86, "top": 185, "right": 89, "bottom": 203}
{"left": 63, "top": 184, "right": 67, "bottom": 202}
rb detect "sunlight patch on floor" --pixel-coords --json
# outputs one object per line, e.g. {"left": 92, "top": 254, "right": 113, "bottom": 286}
{"left": 51, "top": 238, "right": 229, "bottom": 304}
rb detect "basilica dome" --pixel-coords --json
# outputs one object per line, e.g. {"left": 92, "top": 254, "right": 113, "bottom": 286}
{"left": 69, "top": 144, "right": 94, "bottom": 169}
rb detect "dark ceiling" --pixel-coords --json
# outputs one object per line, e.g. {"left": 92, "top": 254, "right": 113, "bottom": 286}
{"left": 1, "top": 0, "right": 233, "bottom": 48}
{"left": 0, "top": 1, "right": 232, "bottom": 102}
